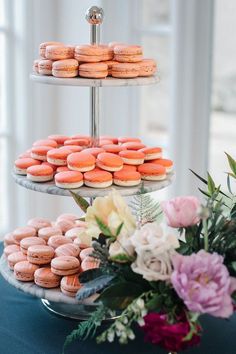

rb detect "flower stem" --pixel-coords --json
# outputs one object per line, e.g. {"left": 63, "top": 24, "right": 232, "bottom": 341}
{"left": 203, "top": 218, "right": 208, "bottom": 251}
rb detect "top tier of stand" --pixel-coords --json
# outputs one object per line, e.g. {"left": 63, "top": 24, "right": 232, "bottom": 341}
{"left": 30, "top": 74, "right": 160, "bottom": 87}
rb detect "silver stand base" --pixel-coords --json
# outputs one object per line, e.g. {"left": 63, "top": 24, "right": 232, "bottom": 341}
{"left": 41, "top": 299, "right": 99, "bottom": 321}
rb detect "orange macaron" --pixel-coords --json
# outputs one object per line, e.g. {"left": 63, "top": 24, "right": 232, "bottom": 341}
{"left": 122, "top": 142, "right": 146, "bottom": 150}
{"left": 14, "top": 158, "right": 41, "bottom": 175}
{"left": 75, "top": 44, "right": 113, "bottom": 62}
{"left": 149, "top": 158, "right": 174, "bottom": 173}
{"left": 67, "top": 152, "right": 96, "bottom": 172}
{"left": 118, "top": 136, "right": 141, "bottom": 144}
{"left": 139, "top": 147, "right": 162, "bottom": 160}
{"left": 52, "top": 59, "right": 79, "bottom": 78}
{"left": 111, "top": 63, "right": 140, "bottom": 78}
{"left": 33, "top": 139, "right": 58, "bottom": 148}
{"left": 113, "top": 170, "right": 141, "bottom": 187}
{"left": 79, "top": 63, "right": 108, "bottom": 79}
{"left": 96, "top": 152, "right": 123, "bottom": 172}
{"left": 38, "top": 59, "right": 53, "bottom": 75}
{"left": 114, "top": 45, "right": 143, "bottom": 63}
{"left": 83, "top": 147, "right": 105, "bottom": 157}
{"left": 84, "top": 170, "right": 113, "bottom": 188}
{"left": 100, "top": 135, "right": 118, "bottom": 144}
{"left": 39, "top": 41, "right": 64, "bottom": 58}
{"left": 27, "top": 165, "right": 54, "bottom": 182}
{"left": 137, "top": 163, "right": 166, "bottom": 181}
{"left": 48, "top": 135, "right": 69, "bottom": 146}
{"left": 103, "top": 144, "right": 126, "bottom": 154}
{"left": 60, "top": 145, "right": 83, "bottom": 153}
{"left": 64, "top": 138, "right": 89, "bottom": 147}
{"left": 45, "top": 45, "right": 74, "bottom": 60}
{"left": 55, "top": 171, "right": 84, "bottom": 189}
{"left": 119, "top": 150, "right": 145, "bottom": 165}
{"left": 139, "top": 59, "right": 157, "bottom": 77}
{"left": 47, "top": 148, "right": 72, "bottom": 166}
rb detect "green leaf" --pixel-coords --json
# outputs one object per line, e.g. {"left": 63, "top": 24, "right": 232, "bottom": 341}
{"left": 207, "top": 172, "right": 216, "bottom": 195}
{"left": 190, "top": 169, "right": 208, "bottom": 185}
{"left": 225, "top": 152, "right": 236, "bottom": 176}
{"left": 79, "top": 268, "right": 105, "bottom": 283}
{"left": 95, "top": 216, "right": 113, "bottom": 237}
{"left": 76, "top": 275, "right": 114, "bottom": 301}
{"left": 97, "top": 281, "right": 144, "bottom": 310}
{"left": 70, "top": 191, "right": 90, "bottom": 213}
{"left": 115, "top": 222, "right": 124, "bottom": 237}
{"left": 198, "top": 188, "right": 211, "bottom": 198}
{"left": 146, "top": 293, "right": 162, "bottom": 311}
{"left": 228, "top": 172, "right": 236, "bottom": 180}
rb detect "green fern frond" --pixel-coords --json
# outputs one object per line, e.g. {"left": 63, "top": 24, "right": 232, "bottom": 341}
{"left": 129, "top": 184, "right": 162, "bottom": 226}
{"left": 63, "top": 305, "right": 107, "bottom": 353}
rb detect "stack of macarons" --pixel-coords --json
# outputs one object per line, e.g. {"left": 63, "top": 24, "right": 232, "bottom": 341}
{"left": 33, "top": 41, "right": 157, "bottom": 79}
{"left": 14, "top": 134, "right": 174, "bottom": 189}
{"left": 3, "top": 214, "right": 99, "bottom": 297}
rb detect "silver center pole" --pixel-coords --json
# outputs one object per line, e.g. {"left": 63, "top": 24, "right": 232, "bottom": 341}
{"left": 85, "top": 6, "right": 104, "bottom": 147}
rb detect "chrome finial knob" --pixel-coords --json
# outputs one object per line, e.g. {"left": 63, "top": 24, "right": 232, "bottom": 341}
{"left": 85, "top": 6, "right": 104, "bottom": 25}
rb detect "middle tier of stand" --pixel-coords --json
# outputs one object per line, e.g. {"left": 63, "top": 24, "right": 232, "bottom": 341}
{"left": 13, "top": 172, "right": 174, "bottom": 198}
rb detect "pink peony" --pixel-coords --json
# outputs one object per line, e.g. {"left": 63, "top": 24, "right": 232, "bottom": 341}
{"left": 171, "top": 250, "right": 236, "bottom": 318}
{"left": 161, "top": 196, "right": 200, "bottom": 228}
{"left": 141, "top": 312, "right": 201, "bottom": 351}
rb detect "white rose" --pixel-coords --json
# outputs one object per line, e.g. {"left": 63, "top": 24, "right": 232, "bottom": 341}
{"left": 130, "top": 222, "right": 179, "bottom": 281}
{"left": 86, "top": 189, "right": 136, "bottom": 239}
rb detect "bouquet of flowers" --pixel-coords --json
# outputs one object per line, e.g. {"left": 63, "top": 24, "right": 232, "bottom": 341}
{"left": 63, "top": 153, "right": 236, "bottom": 353}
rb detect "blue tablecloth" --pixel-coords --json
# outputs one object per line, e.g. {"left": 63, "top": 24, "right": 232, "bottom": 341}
{"left": 0, "top": 242, "right": 236, "bottom": 354}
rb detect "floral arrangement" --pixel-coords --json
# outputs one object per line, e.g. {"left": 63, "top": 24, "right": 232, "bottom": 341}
{"left": 63, "top": 153, "right": 236, "bottom": 354}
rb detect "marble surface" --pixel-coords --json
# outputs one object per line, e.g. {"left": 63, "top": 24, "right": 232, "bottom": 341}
{"left": 30, "top": 73, "right": 159, "bottom": 87}
{"left": 0, "top": 254, "right": 96, "bottom": 305}
{"left": 12, "top": 172, "right": 174, "bottom": 198}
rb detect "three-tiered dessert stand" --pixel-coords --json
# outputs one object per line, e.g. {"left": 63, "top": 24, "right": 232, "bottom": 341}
{"left": 0, "top": 6, "right": 174, "bottom": 320}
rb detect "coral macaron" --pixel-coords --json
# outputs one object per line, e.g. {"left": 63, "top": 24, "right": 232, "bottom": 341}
{"left": 34, "top": 267, "right": 61, "bottom": 288}
{"left": 150, "top": 158, "right": 174, "bottom": 173}
{"left": 139, "top": 59, "right": 157, "bottom": 77}
{"left": 14, "top": 261, "right": 39, "bottom": 281}
{"left": 38, "top": 59, "right": 53, "bottom": 75}
{"left": 96, "top": 152, "right": 123, "bottom": 172}
{"left": 122, "top": 142, "right": 146, "bottom": 150}
{"left": 119, "top": 150, "right": 145, "bottom": 165}
{"left": 51, "top": 256, "right": 80, "bottom": 276}
{"left": 8, "top": 251, "right": 27, "bottom": 270}
{"left": 61, "top": 274, "right": 82, "bottom": 297}
{"left": 84, "top": 147, "right": 105, "bottom": 157}
{"left": 55, "top": 171, "right": 84, "bottom": 189}
{"left": 113, "top": 170, "right": 141, "bottom": 187}
{"left": 47, "top": 148, "right": 72, "bottom": 166}
{"left": 114, "top": 45, "right": 143, "bottom": 62}
{"left": 27, "top": 245, "right": 55, "bottom": 265}
{"left": 39, "top": 41, "right": 64, "bottom": 58}
{"left": 14, "top": 158, "right": 41, "bottom": 175}
{"left": 27, "top": 165, "right": 54, "bottom": 182}
{"left": 48, "top": 135, "right": 69, "bottom": 146}
{"left": 55, "top": 243, "right": 80, "bottom": 258}
{"left": 33, "top": 139, "right": 58, "bottom": 148}
{"left": 84, "top": 170, "right": 113, "bottom": 188}
{"left": 52, "top": 59, "right": 79, "bottom": 78}
{"left": 137, "top": 163, "right": 166, "bottom": 181}
{"left": 31, "top": 146, "right": 52, "bottom": 161}
{"left": 139, "top": 147, "right": 162, "bottom": 160}
{"left": 103, "top": 144, "right": 126, "bottom": 154}
{"left": 118, "top": 136, "right": 141, "bottom": 144}
{"left": 67, "top": 152, "right": 96, "bottom": 172}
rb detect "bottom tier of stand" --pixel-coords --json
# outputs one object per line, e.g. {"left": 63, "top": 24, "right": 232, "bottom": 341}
{"left": 0, "top": 254, "right": 118, "bottom": 320}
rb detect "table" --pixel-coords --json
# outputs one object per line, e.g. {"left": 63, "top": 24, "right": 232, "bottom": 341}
{"left": 0, "top": 242, "right": 236, "bottom": 354}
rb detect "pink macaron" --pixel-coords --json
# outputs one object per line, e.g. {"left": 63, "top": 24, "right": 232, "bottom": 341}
{"left": 27, "top": 217, "right": 52, "bottom": 231}
{"left": 55, "top": 219, "right": 76, "bottom": 234}
{"left": 27, "top": 245, "right": 55, "bottom": 265}
{"left": 14, "top": 261, "right": 39, "bottom": 281}
{"left": 4, "top": 244, "right": 21, "bottom": 257}
{"left": 34, "top": 267, "right": 61, "bottom": 288}
{"left": 48, "top": 235, "right": 72, "bottom": 249}
{"left": 56, "top": 214, "right": 79, "bottom": 223}
{"left": 8, "top": 251, "right": 27, "bottom": 270}
{"left": 60, "top": 274, "right": 82, "bottom": 297}
{"left": 38, "top": 59, "right": 53, "bottom": 75}
{"left": 45, "top": 45, "right": 74, "bottom": 60}
{"left": 38, "top": 226, "right": 62, "bottom": 242}
{"left": 4, "top": 232, "right": 16, "bottom": 246}
{"left": 51, "top": 256, "right": 80, "bottom": 276}
{"left": 13, "top": 227, "right": 36, "bottom": 244}
{"left": 55, "top": 243, "right": 80, "bottom": 258}
{"left": 52, "top": 59, "right": 79, "bottom": 78}
{"left": 20, "top": 237, "right": 46, "bottom": 255}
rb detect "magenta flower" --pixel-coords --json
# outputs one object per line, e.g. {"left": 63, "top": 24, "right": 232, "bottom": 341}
{"left": 171, "top": 250, "right": 236, "bottom": 318}
{"left": 161, "top": 196, "right": 200, "bottom": 228}
{"left": 141, "top": 312, "right": 201, "bottom": 352}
